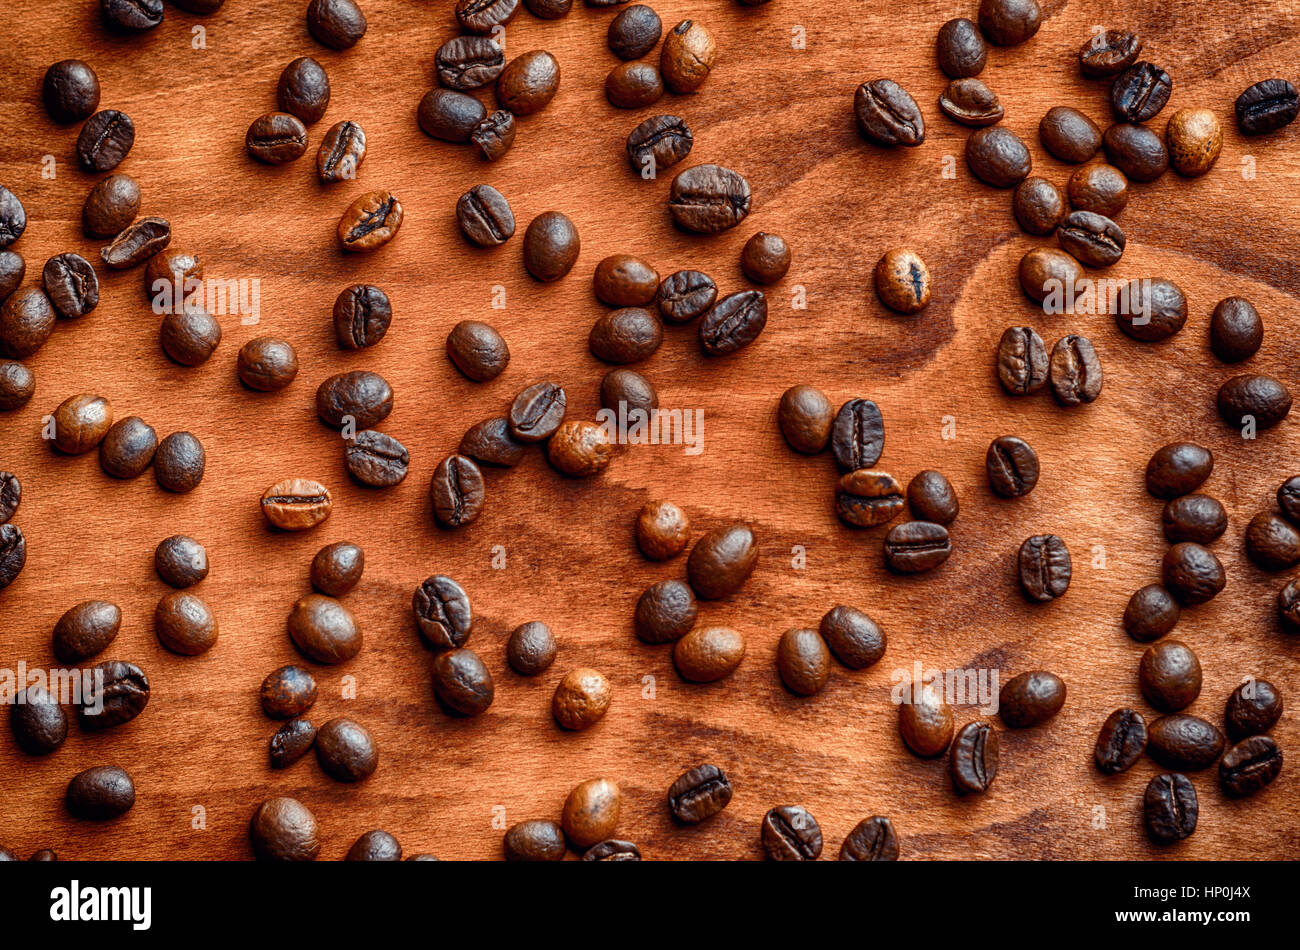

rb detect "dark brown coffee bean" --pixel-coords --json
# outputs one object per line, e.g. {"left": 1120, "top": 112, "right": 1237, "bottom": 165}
{"left": 144, "top": 248, "right": 200, "bottom": 298}
{"left": 160, "top": 306, "right": 221, "bottom": 366}
{"left": 155, "top": 591, "right": 218, "bottom": 655}
{"left": 1058, "top": 211, "right": 1125, "bottom": 267}
{"left": 777, "top": 627, "right": 831, "bottom": 696}
{"left": 346, "top": 830, "right": 400, "bottom": 862}
{"left": 1220, "top": 736, "right": 1283, "bottom": 797}
{"left": 635, "top": 500, "right": 690, "bottom": 561}
{"left": 504, "top": 820, "right": 566, "bottom": 861}
{"left": 344, "top": 430, "right": 408, "bottom": 487}
{"left": 455, "top": 0, "right": 518, "bottom": 34}
{"left": 0, "top": 472, "right": 18, "bottom": 524}
{"left": 1079, "top": 29, "right": 1141, "bottom": 77}
{"left": 1038, "top": 106, "right": 1101, "bottom": 163}
{"left": 660, "top": 20, "right": 715, "bottom": 94}
{"left": 315, "top": 717, "right": 377, "bottom": 781}
{"left": 657, "top": 269, "right": 716, "bottom": 323}
{"left": 78, "top": 660, "right": 150, "bottom": 731}
{"left": 1111, "top": 61, "right": 1172, "bottom": 122}
{"left": 329, "top": 285, "right": 390, "bottom": 352}
{"left": 412, "top": 574, "right": 472, "bottom": 649}
{"left": 261, "top": 666, "right": 318, "bottom": 720}
{"left": 9, "top": 686, "right": 67, "bottom": 755}
{"left": 996, "top": 325, "right": 1048, "bottom": 395}
{"left": 1235, "top": 78, "right": 1300, "bottom": 135}
{"left": 593, "top": 254, "right": 659, "bottom": 308}
{"left": 854, "top": 79, "right": 925, "bottom": 147}
{"left": 309, "top": 541, "right": 363, "bottom": 597}
{"left": 52, "top": 600, "right": 121, "bottom": 664}
{"left": 1217, "top": 373, "right": 1292, "bottom": 430}
{"left": 509, "top": 381, "right": 566, "bottom": 441}
{"left": 1146, "top": 442, "right": 1212, "bottom": 498}
{"left": 1161, "top": 494, "right": 1227, "bottom": 545}
{"left": 315, "top": 370, "right": 393, "bottom": 429}
{"left": 496, "top": 50, "right": 560, "bottom": 116}
{"left": 524, "top": 0, "right": 569, "bottom": 16}
{"left": 459, "top": 417, "right": 526, "bottom": 467}
{"left": 66, "top": 766, "right": 134, "bottom": 820}
{"left": 80, "top": 173, "right": 138, "bottom": 239}
{"left": 1018, "top": 534, "right": 1071, "bottom": 601}
{"left": 1144, "top": 773, "right": 1197, "bottom": 843}
{"left": 277, "top": 57, "right": 330, "bottom": 124}
{"left": 456, "top": 185, "right": 515, "bottom": 247}
{"left": 667, "top": 764, "right": 732, "bottom": 823}
{"left": 609, "top": 4, "right": 661, "bottom": 59}
{"left": 1095, "top": 707, "right": 1147, "bottom": 774}
{"left": 471, "top": 110, "right": 515, "bottom": 161}
{"left": 839, "top": 817, "right": 899, "bottom": 861}
{"left": 1148, "top": 714, "right": 1224, "bottom": 771}
{"left": 246, "top": 112, "right": 308, "bottom": 164}
{"left": 436, "top": 35, "right": 505, "bottom": 90}
{"left": 698, "top": 290, "right": 767, "bottom": 357}
{"left": 552, "top": 670, "right": 612, "bottom": 730}
{"left": 778, "top": 384, "right": 832, "bottom": 454}
{"left": 1048, "top": 333, "right": 1103, "bottom": 405}
{"left": 668, "top": 164, "right": 751, "bottom": 234}
{"left": 522, "top": 211, "right": 580, "bottom": 281}
{"left": 831, "top": 399, "right": 884, "bottom": 472}
{"left": 590, "top": 307, "right": 663, "bottom": 364}
{"left": 1279, "top": 476, "right": 1300, "bottom": 526}
{"left": 938, "top": 78, "right": 1003, "bottom": 127}
{"left": 431, "top": 454, "right": 485, "bottom": 527}
{"left": 432, "top": 647, "right": 494, "bottom": 716}
{"left": 52, "top": 393, "right": 113, "bottom": 454}
{"left": 600, "top": 368, "right": 657, "bottom": 421}
{"left": 1102, "top": 123, "right": 1168, "bottom": 182}
{"left": 0, "top": 188, "right": 23, "bottom": 252}
{"left": 0, "top": 290, "right": 53, "bottom": 359}
{"left": 1123, "top": 584, "right": 1180, "bottom": 643}
{"left": 0, "top": 251, "right": 25, "bottom": 301}
{"left": 336, "top": 191, "right": 403, "bottom": 252}
{"left": 950, "top": 720, "right": 998, "bottom": 793}
{"left": 418, "top": 88, "right": 486, "bottom": 143}
{"left": 605, "top": 61, "right": 664, "bottom": 109}
{"left": 986, "top": 435, "right": 1039, "bottom": 497}
{"left": 0, "top": 360, "right": 33, "bottom": 412}
{"left": 1225, "top": 678, "right": 1283, "bottom": 741}
{"left": 687, "top": 523, "right": 757, "bottom": 599}
{"left": 999, "top": 670, "right": 1065, "bottom": 727}
{"left": 154, "top": 535, "right": 207, "bottom": 588}
{"left": 261, "top": 478, "right": 330, "bottom": 530}
{"left": 761, "top": 805, "right": 822, "bottom": 861}
{"left": 42, "top": 253, "right": 99, "bottom": 319}
{"left": 1246, "top": 511, "right": 1300, "bottom": 570}
{"left": 307, "top": 0, "right": 367, "bottom": 48}
{"left": 0, "top": 524, "right": 25, "bottom": 591}
{"left": 77, "top": 109, "right": 134, "bottom": 172}
{"left": 447, "top": 320, "right": 510, "bottom": 381}
{"left": 250, "top": 797, "right": 320, "bottom": 861}
{"left": 237, "top": 337, "right": 298, "bottom": 392}
{"left": 1139, "top": 640, "right": 1202, "bottom": 713}
{"left": 98, "top": 416, "right": 157, "bottom": 478}
{"left": 635, "top": 579, "right": 697, "bottom": 644}
{"left": 101, "top": 216, "right": 170, "bottom": 270}
{"left": 884, "top": 521, "right": 951, "bottom": 573}
{"left": 506, "top": 621, "right": 557, "bottom": 675}
{"left": 740, "top": 232, "right": 791, "bottom": 285}
{"left": 1018, "top": 247, "right": 1083, "bottom": 305}
{"left": 835, "top": 469, "right": 904, "bottom": 528}
{"left": 978, "top": 0, "right": 1041, "bottom": 45}
{"left": 1279, "top": 579, "right": 1300, "bottom": 633}
{"left": 899, "top": 685, "right": 954, "bottom": 756}
{"left": 903, "top": 470, "right": 956, "bottom": 526}
{"left": 1209, "top": 297, "right": 1263, "bottom": 363}
{"left": 1162, "top": 543, "right": 1225, "bottom": 606}
{"left": 966, "top": 126, "right": 1032, "bottom": 187}
{"left": 936, "top": 18, "right": 987, "bottom": 78}
{"left": 626, "top": 114, "right": 692, "bottom": 174}
{"left": 317, "top": 120, "right": 366, "bottom": 183}
{"left": 43, "top": 59, "right": 101, "bottom": 123}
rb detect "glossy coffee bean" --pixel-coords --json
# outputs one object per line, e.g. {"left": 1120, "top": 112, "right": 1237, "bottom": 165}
{"left": 905, "top": 470, "right": 957, "bottom": 526}
{"left": 52, "top": 600, "right": 121, "bottom": 664}
{"left": 446, "top": 320, "right": 510, "bottom": 381}
{"left": 277, "top": 57, "right": 330, "bottom": 124}
{"left": 673, "top": 626, "right": 745, "bottom": 682}
{"left": 884, "top": 521, "right": 951, "bottom": 573}
{"left": 43, "top": 60, "right": 101, "bottom": 123}
{"left": 455, "top": 0, "right": 518, "bottom": 34}
{"left": 345, "top": 830, "right": 401, "bottom": 862}
{"left": 667, "top": 764, "right": 732, "bottom": 824}
{"left": 437, "top": 36, "right": 505, "bottom": 90}
{"left": 1246, "top": 512, "right": 1300, "bottom": 570}
{"left": 657, "top": 270, "right": 716, "bottom": 323}
{"left": 1123, "top": 585, "right": 1180, "bottom": 643}
{"left": 698, "top": 291, "right": 766, "bottom": 356}
{"left": 1146, "top": 442, "right": 1212, "bottom": 498}
{"left": 978, "top": 0, "right": 1041, "bottom": 45}
{"left": 78, "top": 661, "right": 149, "bottom": 731}
{"left": 593, "top": 254, "right": 659, "bottom": 308}
{"left": 1140, "top": 640, "right": 1202, "bottom": 712}
{"left": 635, "top": 500, "right": 689, "bottom": 560}
{"left": 101, "top": 216, "right": 171, "bottom": 270}
{"left": 1162, "top": 543, "right": 1225, "bottom": 606}
{"left": 740, "top": 232, "right": 790, "bottom": 285}
{"left": 1, "top": 290, "right": 55, "bottom": 359}
{"left": 777, "top": 385, "right": 832, "bottom": 454}
{"left": 589, "top": 307, "right": 662, "bottom": 364}
{"left": 0, "top": 524, "right": 25, "bottom": 591}
{"left": 1102, "top": 123, "right": 1168, "bottom": 182}
{"left": 831, "top": 399, "right": 884, "bottom": 471}
{"left": 1148, "top": 714, "right": 1224, "bottom": 771}
{"left": 250, "top": 797, "right": 320, "bottom": 861}
{"left": 509, "top": 381, "right": 566, "bottom": 441}
{"left": 66, "top": 766, "right": 134, "bottom": 820}
{"left": 42, "top": 253, "right": 99, "bottom": 319}
{"left": 547, "top": 420, "right": 614, "bottom": 477}
{"left": 52, "top": 393, "right": 112, "bottom": 454}
{"left": 1095, "top": 707, "right": 1147, "bottom": 774}
{"left": 154, "top": 535, "right": 207, "bottom": 588}
{"left": 315, "top": 371, "right": 392, "bottom": 430}
{"left": 1079, "top": 29, "right": 1141, "bottom": 77}
{"left": 936, "top": 18, "right": 987, "bottom": 78}
{"left": 0, "top": 188, "right": 24, "bottom": 252}
{"left": 854, "top": 79, "right": 925, "bottom": 147}
{"left": 308, "top": 541, "right": 363, "bottom": 597}
{"left": 99, "top": 416, "right": 157, "bottom": 478}
{"left": 874, "top": 247, "right": 931, "bottom": 313}
{"left": 261, "top": 665, "right": 318, "bottom": 720}
{"left": 268, "top": 728, "right": 314, "bottom": 778}
{"left": 1018, "top": 248, "right": 1083, "bottom": 305}
{"left": 77, "top": 110, "right": 134, "bottom": 171}
{"left": 1110, "top": 62, "right": 1172, "bottom": 122}
{"left": 0, "top": 251, "right": 25, "bottom": 301}
{"left": 950, "top": 720, "right": 998, "bottom": 793}
{"left": 155, "top": 591, "right": 217, "bottom": 656}
{"left": 966, "top": 126, "right": 1031, "bottom": 187}
{"left": 609, "top": 5, "right": 661, "bottom": 59}
{"left": 9, "top": 686, "right": 68, "bottom": 756}
{"left": 1039, "top": 106, "right": 1101, "bottom": 163}
{"left": 1235, "top": 78, "right": 1299, "bottom": 135}
{"left": 504, "top": 820, "right": 566, "bottom": 861}
{"left": 471, "top": 113, "right": 513, "bottom": 162}
{"left": 458, "top": 417, "right": 524, "bottom": 468}
{"left": 1161, "top": 494, "right": 1226, "bottom": 545}
{"left": 496, "top": 50, "right": 560, "bottom": 116}
{"left": 999, "top": 671, "right": 1065, "bottom": 727}
{"left": 669, "top": 165, "right": 751, "bottom": 234}
{"left": 986, "top": 435, "right": 1038, "bottom": 497}
{"left": 552, "top": 669, "right": 611, "bottom": 731}
{"left": 0, "top": 472, "right": 18, "bottom": 524}
{"left": 342, "top": 430, "right": 407, "bottom": 488}
{"left": 562, "top": 778, "right": 621, "bottom": 849}
{"left": 605, "top": 61, "right": 664, "bottom": 109}
{"left": 600, "top": 368, "right": 657, "bottom": 422}
{"left": 81, "top": 174, "right": 138, "bottom": 237}
{"left": 431, "top": 648, "right": 494, "bottom": 716}
{"left": 1049, "top": 333, "right": 1103, "bottom": 406}
{"left": 318, "top": 120, "right": 366, "bottom": 182}
{"left": 525, "top": 0, "right": 569, "bottom": 16}
{"left": 411, "top": 575, "right": 472, "bottom": 649}
{"left": 418, "top": 89, "right": 485, "bottom": 144}
{"left": 506, "top": 621, "right": 557, "bottom": 676}
{"left": 938, "top": 78, "right": 1003, "bottom": 128}
{"left": 246, "top": 113, "right": 308, "bottom": 164}
{"left": 1012, "top": 177, "right": 1066, "bottom": 235}
{"left": 996, "top": 325, "right": 1047, "bottom": 395}
{"left": 634, "top": 580, "right": 697, "bottom": 645}
{"left": 1279, "top": 579, "right": 1300, "bottom": 633}
{"left": 1058, "top": 211, "right": 1124, "bottom": 267}
{"left": 626, "top": 114, "right": 692, "bottom": 173}
{"left": 1115, "top": 276, "right": 1187, "bottom": 341}
{"left": 261, "top": 478, "right": 330, "bottom": 531}
{"left": 835, "top": 469, "right": 904, "bottom": 528}
{"left": 431, "top": 455, "right": 486, "bottom": 527}
{"left": 687, "top": 523, "right": 757, "bottom": 599}
{"left": 761, "top": 805, "right": 822, "bottom": 861}
{"left": 315, "top": 717, "right": 377, "bottom": 782}
{"left": 1018, "top": 534, "right": 1071, "bottom": 601}
{"left": 777, "top": 628, "right": 831, "bottom": 696}
{"left": 456, "top": 185, "right": 515, "bottom": 248}
{"left": 899, "top": 686, "right": 954, "bottom": 756}
{"left": 337, "top": 191, "right": 402, "bottom": 252}
{"left": 1225, "top": 679, "right": 1283, "bottom": 741}
{"left": 1144, "top": 773, "right": 1197, "bottom": 843}
{"left": 1220, "top": 736, "right": 1283, "bottom": 797}
{"left": 1217, "top": 374, "right": 1292, "bottom": 430}
{"left": 288, "top": 594, "right": 360, "bottom": 663}
{"left": 1209, "top": 297, "right": 1263, "bottom": 363}
{"left": 660, "top": 20, "right": 715, "bottom": 94}
{"left": 839, "top": 816, "right": 899, "bottom": 861}
{"left": 307, "top": 0, "right": 367, "bottom": 49}
{"left": 237, "top": 336, "right": 299, "bottom": 392}
{"left": 160, "top": 306, "right": 221, "bottom": 366}
{"left": 0, "top": 361, "right": 30, "bottom": 412}
{"left": 1166, "top": 108, "right": 1222, "bottom": 177}
{"left": 523, "top": 212, "right": 580, "bottom": 281}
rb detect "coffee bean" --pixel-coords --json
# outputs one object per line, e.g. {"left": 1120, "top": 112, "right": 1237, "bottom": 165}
{"left": 884, "top": 521, "right": 952, "bottom": 573}
{"left": 261, "top": 478, "right": 331, "bottom": 531}
{"left": 504, "top": 820, "right": 566, "bottom": 861}
{"left": 261, "top": 666, "right": 318, "bottom": 720}
{"left": 0, "top": 187, "right": 24, "bottom": 250}
{"left": 854, "top": 78, "right": 926, "bottom": 147}
{"left": 777, "top": 628, "right": 831, "bottom": 696}
{"left": 899, "top": 685, "right": 953, "bottom": 756}
{"left": 506, "top": 621, "right": 557, "bottom": 675}
{"left": 456, "top": 185, "right": 515, "bottom": 248}
{"left": 1058, "top": 211, "right": 1124, "bottom": 267}
{"left": 343, "top": 830, "right": 400, "bottom": 862}
{"left": 52, "top": 393, "right": 113, "bottom": 454}
{"left": 237, "top": 337, "right": 298, "bottom": 392}
{"left": 661, "top": 20, "right": 715, "bottom": 93}
{"left": 342, "top": 430, "right": 408, "bottom": 487}
{"left": 78, "top": 661, "right": 150, "bottom": 731}
{"left": 431, "top": 454, "right": 486, "bottom": 527}
{"left": 1111, "top": 62, "right": 1172, "bottom": 122}
{"left": 590, "top": 307, "right": 663, "bottom": 364}
{"left": 562, "top": 778, "right": 620, "bottom": 848}
{"left": 142, "top": 247, "right": 199, "bottom": 298}
{"left": 412, "top": 574, "right": 472, "bottom": 649}
{"left": 1139, "top": 640, "right": 1201, "bottom": 713}
{"left": 155, "top": 591, "right": 218, "bottom": 656}
{"left": 657, "top": 270, "right": 716, "bottom": 323}
{"left": 1144, "top": 773, "right": 1197, "bottom": 843}
{"left": 900, "top": 473, "right": 958, "bottom": 531}
{"left": 447, "top": 320, "right": 510, "bottom": 381}
{"left": 1161, "top": 494, "right": 1227, "bottom": 545}
{"left": 949, "top": 720, "right": 998, "bottom": 793}
{"left": 986, "top": 435, "right": 1038, "bottom": 497}
{"left": 432, "top": 647, "right": 495, "bottom": 716}
{"left": 1225, "top": 679, "right": 1283, "bottom": 741}
{"left": 525, "top": 0, "right": 569, "bottom": 17}
{"left": 978, "top": 0, "right": 1040, "bottom": 45}
{"left": 52, "top": 600, "right": 121, "bottom": 664}
{"left": 307, "top": 541, "right": 363, "bottom": 598}
{"left": 455, "top": 0, "right": 518, "bottom": 34}
{"left": 277, "top": 57, "right": 330, "bottom": 124}
{"left": 154, "top": 535, "right": 207, "bottom": 588}
{"left": 1246, "top": 511, "right": 1300, "bottom": 570}
{"left": 1102, "top": 123, "right": 1168, "bottom": 181}
{"left": 936, "top": 18, "right": 987, "bottom": 78}
{"left": 1047, "top": 333, "right": 1103, "bottom": 406}
{"left": 337, "top": 191, "right": 403, "bottom": 252}
{"left": 101, "top": 216, "right": 171, "bottom": 270}
{"left": 1208, "top": 297, "right": 1262, "bottom": 363}
{"left": 1146, "top": 442, "right": 1212, "bottom": 499}
{"left": 761, "top": 805, "right": 822, "bottom": 861}
{"left": 509, "top": 381, "right": 566, "bottom": 441}
{"left": 1095, "top": 708, "right": 1147, "bottom": 774}
{"left": 317, "top": 121, "right": 366, "bottom": 183}
{"left": 966, "top": 126, "right": 1032, "bottom": 187}
{"left": 43, "top": 60, "right": 100, "bottom": 123}
{"left": 246, "top": 112, "right": 307, "bottom": 164}
{"left": 698, "top": 290, "right": 766, "bottom": 357}
{"left": 437, "top": 35, "right": 505, "bottom": 90}
{"left": 600, "top": 368, "right": 657, "bottom": 423}
{"left": 1018, "top": 534, "right": 1071, "bottom": 602}
{"left": 0, "top": 250, "right": 24, "bottom": 300}
{"left": 100, "top": 0, "right": 162, "bottom": 28}
{"left": 265, "top": 733, "right": 316, "bottom": 780}
{"left": 673, "top": 626, "right": 745, "bottom": 681}
{"left": 999, "top": 671, "right": 1065, "bottom": 728}
{"left": 669, "top": 164, "right": 751, "bottom": 234}
{"left": 1114, "top": 277, "right": 1187, "bottom": 342}
{"left": 1038, "top": 106, "right": 1101, "bottom": 163}
{"left": 937, "top": 78, "right": 1003, "bottom": 128}
{"left": 10, "top": 686, "right": 67, "bottom": 756}
{"left": 316, "top": 370, "right": 393, "bottom": 429}
{"left": 776, "top": 385, "right": 831, "bottom": 454}
{"left": 835, "top": 470, "right": 904, "bottom": 528}
{"left": 1235, "top": 78, "right": 1299, "bottom": 135}
{"left": 418, "top": 88, "right": 486, "bottom": 143}
{"left": 687, "top": 523, "right": 757, "bottom": 599}
{"left": 1221, "top": 736, "right": 1283, "bottom": 797}
{"left": 1079, "top": 29, "right": 1141, "bottom": 77}
{"left": 67, "top": 766, "right": 134, "bottom": 820}
{"left": 1123, "top": 585, "right": 1180, "bottom": 642}
{"left": 0, "top": 361, "right": 31, "bottom": 411}
{"left": 552, "top": 668, "right": 612, "bottom": 730}
{"left": 586, "top": 256, "right": 657, "bottom": 312}
{"left": 470, "top": 110, "right": 515, "bottom": 161}
{"left": 315, "top": 717, "right": 377, "bottom": 781}
{"left": 831, "top": 399, "right": 884, "bottom": 471}
{"left": 80, "top": 175, "right": 138, "bottom": 240}
{"left": 0, "top": 524, "right": 25, "bottom": 591}
{"left": 523, "top": 211, "right": 580, "bottom": 280}
{"left": 0, "top": 290, "right": 53, "bottom": 359}
{"left": 160, "top": 306, "right": 221, "bottom": 366}
{"left": 667, "top": 764, "right": 732, "bottom": 823}
{"left": 96, "top": 416, "right": 155, "bottom": 479}
{"left": 874, "top": 247, "right": 931, "bottom": 314}
{"left": 1067, "top": 162, "right": 1129, "bottom": 217}
{"left": 1162, "top": 542, "right": 1225, "bottom": 606}
{"left": 459, "top": 417, "right": 525, "bottom": 467}
{"left": 609, "top": 5, "right": 660, "bottom": 59}
{"left": 997, "top": 326, "right": 1048, "bottom": 395}
{"left": 626, "top": 114, "right": 692, "bottom": 174}
{"left": 1148, "top": 714, "right": 1224, "bottom": 771}
{"left": 1218, "top": 374, "right": 1292, "bottom": 430}
{"left": 1279, "top": 578, "right": 1300, "bottom": 633}
{"left": 635, "top": 500, "right": 690, "bottom": 560}
{"left": 307, "top": 0, "right": 366, "bottom": 48}
{"left": 250, "top": 797, "right": 320, "bottom": 861}
{"left": 548, "top": 420, "right": 614, "bottom": 477}
{"left": 1165, "top": 108, "right": 1222, "bottom": 177}
{"left": 605, "top": 61, "right": 664, "bottom": 109}
{"left": 497, "top": 50, "right": 560, "bottom": 115}
{"left": 0, "top": 472, "right": 18, "bottom": 524}
{"left": 584, "top": 840, "right": 642, "bottom": 861}
{"left": 1278, "top": 477, "right": 1300, "bottom": 527}
{"left": 839, "top": 816, "right": 899, "bottom": 861}
{"left": 77, "top": 109, "right": 135, "bottom": 172}
{"left": 736, "top": 233, "right": 789, "bottom": 287}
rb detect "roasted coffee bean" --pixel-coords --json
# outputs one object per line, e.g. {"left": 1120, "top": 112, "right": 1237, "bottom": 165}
{"left": 78, "top": 661, "right": 149, "bottom": 731}
{"left": 40, "top": 253, "right": 98, "bottom": 320}
{"left": 0, "top": 251, "right": 24, "bottom": 300}
{"left": 523, "top": 211, "right": 580, "bottom": 281}
{"left": 160, "top": 306, "right": 221, "bottom": 366}
{"left": 456, "top": 185, "right": 515, "bottom": 248}
{"left": 0, "top": 360, "right": 30, "bottom": 412}
{"left": 778, "top": 385, "right": 832, "bottom": 454}
{"left": 101, "top": 216, "right": 171, "bottom": 270}
{"left": 345, "top": 830, "right": 401, "bottom": 862}
{"left": 901, "top": 472, "right": 958, "bottom": 529}
{"left": 1280, "top": 579, "right": 1300, "bottom": 633}
{"left": 470, "top": 110, "right": 515, "bottom": 161}
{"left": 1162, "top": 543, "right": 1225, "bottom": 606}
{"left": 345, "top": 430, "right": 409, "bottom": 487}
{"left": 266, "top": 732, "right": 316, "bottom": 778}
{"left": 839, "top": 817, "right": 899, "bottom": 861}
{"left": 698, "top": 290, "right": 765, "bottom": 356}
{"left": 0, "top": 290, "right": 54, "bottom": 359}
{"left": 315, "top": 717, "right": 377, "bottom": 781}
{"left": 1067, "top": 162, "right": 1129, "bottom": 217}
{"left": 418, "top": 88, "right": 486, "bottom": 143}
{"left": 950, "top": 720, "right": 998, "bottom": 793}
{"left": 667, "top": 765, "right": 732, "bottom": 823}
{"left": 337, "top": 191, "right": 402, "bottom": 252}
{"left": 740, "top": 232, "right": 791, "bottom": 285}
{"left": 455, "top": 0, "right": 518, "bottom": 34}
{"left": 657, "top": 270, "right": 716, "bottom": 323}
{"left": 77, "top": 109, "right": 134, "bottom": 172}
{"left": 669, "top": 164, "right": 751, "bottom": 234}
{"left": 1148, "top": 714, "right": 1224, "bottom": 771}
{"left": 1114, "top": 277, "right": 1187, "bottom": 341}
{"left": 1246, "top": 512, "right": 1300, "bottom": 570}
{"left": 562, "top": 778, "right": 621, "bottom": 848}
{"left": 43, "top": 60, "right": 100, "bottom": 123}
{"left": 431, "top": 455, "right": 486, "bottom": 527}
{"left": 938, "top": 78, "right": 1003, "bottom": 127}
{"left": 1209, "top": 297, "right": 1263, "bottom": 363}
{"left": 0, "top": 524, "right": 25, "bottom": 591}
{"left": 1225, "top": 679, "right": 1283, "bottom": 740}
{"left": 1079, "top": 29, "right": 1141, "bottom": 77}
{"left": 608, "top": 5, "right": 660, "bottom": 59}
{"left": 1161, "top": 494, "right": 1226, "bottom": 545}
{"left": 777, "top": 627, "right": 831, "bottom": 696}
{"left": 250, "top": 797, "right": 320, "bottom": 861}
{"left": 687, "top": 523, "right": 757, "bottom": 599}
{"left": 583, "top": 839, "right": 640, "bottom": 860}
{"left": 673, "top": 626, "right": 745, "bottom": 682}
{"left": 831, "top": 399, "right": 884, "bottom": 472}
{"left": 11, "top": 686, "right": 67, "bottom": 755}
{"left": 1039, "top": 106, "right": 1101, "bottom": 163}
{"left": 978, "top": 0, "right": 1040, "bottom": 45}
{"left": 605, "top": 61, "right": 664, "bottom": 109}
{"left": 1095, "top": 708, "right": 1147, "bottom": 774}
{"left": 506, "top": 621, "right": 557, "bottom": 676}
{"left": 548, "top": 420, "right": 615, "bottom": 477}
{"left": 996, "top": 326, "right": 1048, "bottom": 395}
{"left": 874, "top": 247, "right": 931, "bottom": 314}
{"left": 509, "top": 381, "right": 566, "bottom": 441}
{"left": 936, "top": 18, "right": 987, "bottom": 78}
{"left": 661, "top": 20, "right": 715, "bottom": 94}
{"left": 635, "top": 500, "right": 690, "bottom": 560}
{"left": 52, "top": 600, "right": 121, "bottom": 664}
{"left": 1124, "top": 585, "right": 1180, "bottom": 642}
{"left": 261, "top": 479, "right": 331, "bottom": 531}
{"left": 261, "top": 666, "right": 318, "bottom": 720}
{"left": 307, "top": 0, "right": 367, "bottom": 48}
{"left": 497, "top": 50, "right": 560, "bottom": 115}
{"left": 172, "top": 0, "right": 226, "bottom": 10}
{"left": 552, "top": 669, "right": 612, "bottom": 730}
{"left": 412, "top": 575, "right": 472, "bottom": 649}
{"left": 0, "top": 472, "right": 18, "bottom": 524}
{"left": 82, "top": 174, "right": 139, "bottom": 237}
{"left": 154, "top": 535, "right": 207, "bottom": 588}
{"left": 98, "top": 416, "right": 157, "bottom": 479}
{"left": 246, "top": 112, "right": 308, "bottom": 164}
{"left": 437, "top": 36, "right": 505, "bottom": 90}
{"left": 67, "top": 766, "right": 135, "bottom": 820}
{"left": 1144, "top": 773, "right": 1197, "bottom": 843}
{"left": 761, "top": 805, "right": 822, "bottom": 861}
{"left": 626, "top": 114, "right": 692, "bottom": 174}
{"left": 459, "top": 417, "right": 525, "bottom": 467}
{"left": 155, "top": 591, "right": 218, "bottom": 656}
{"left": 884, "top": 521, "right": 951, "bottom": 573}
{"left": 1235, "top": 78, "right": 1299, "bottom": 135}
{"left": 1218, "top": 374, "right": 1292, "bottom": 430}
{"left": 277, "top": 57, "right": 330, "bottom": 124}
{"left": 1111, "top": 62, "right": 1172, "bottom": 122}
{"left": 0, "top": 188, "right": 24, "bottom": 251}
{"left": 447, "top": 320, "right": 510, "bottom": 381}
{"left": 590, "top": 307, "right": 663, "bottom": 363}
{"left": 310, "top": 541, "right": 364, "bottom": 597}
{"left": 1281, "top": 476, "right": 1300, "bottom": 525}
{"left": 102, "top": 0, "right": 163, "bottom": 26}
{"left": 601, "top": 368, "right": 658, "bottom": 422}
{"left": 966, "top": 126, "right": 1031, "bottom": 187}
{"left": 524, "top": 0, "right": 570, "bottom": 17}
{"left": 835, "top": 470, "right": 904, "bottom": 528}
{"left": 1146, "top": 442, "right": 1212, "bottom": 498}
{"left": 1139, "top": 640, "right": 1202, "bottom": 713}
{"left": 145, "top": 249, "right": 200, "bottom": 300}
{"left": 1166, "top": 108, "right": 1222, "bottom": 177}
{"left": 1048, "top": 334, "right": 1103, "bottom": 406}
{"left": 1018, "top": 534, "right": 1071, "bottom": 601}
{"left": 592, "top": 255, "right": 658, "bottom": 310}
{"left": 316, "top": 370, "right": 393, "bottom": 429}
{"left": 1058, "top": 211, "right": 1124, "bottom": 267}
{"left": 1220, "top": 736, "right": 1283, "bottom": 797}
{"left": 504, "top": 820, "right": 566, "bottom": 861}
{"left": 999, "top": 671, "right": 1065, "bottom": 727}
{"left": 317, "top": 121, "right": 366, "bottom": 183}
{"left": 986, "top": 435, "right": 1038, "bottom": 498}
{"left": 899, "top": 685, "right": 954, "bottom": 756}
{"left": 432, "top": 648, "right": 495, "bottom": 716}
{"left": 52, "top": 393, "right": 112, "bottom": 454}
{"left": 237, "top": 336, "right": 298, "bottom": 392}
{"left": 1102, "top": 123, "right": 1168, "bottom": 181}
{"left": 854, "top": 79, "right": 925, "bottom": 147}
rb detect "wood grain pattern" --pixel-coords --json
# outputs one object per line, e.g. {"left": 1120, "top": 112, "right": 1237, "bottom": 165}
{"left": 1, "top": 0, "right": 1298, "bottom": 860}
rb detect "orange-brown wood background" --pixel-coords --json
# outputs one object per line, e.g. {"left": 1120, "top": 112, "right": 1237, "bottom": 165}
{"left": 1, "top": 0, "right": 1298, "bottom": 860}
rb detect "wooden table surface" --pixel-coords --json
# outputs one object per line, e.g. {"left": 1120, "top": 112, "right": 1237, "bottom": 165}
{"left": 1, "top": 0, "right": 1298, "bottom": 861}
